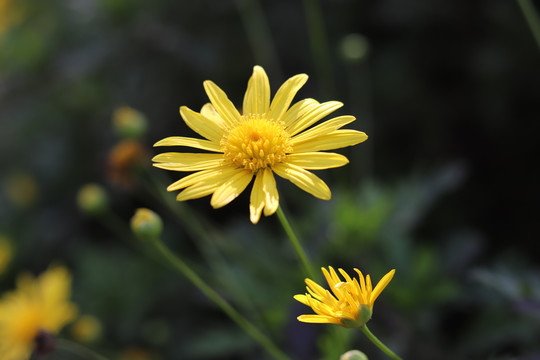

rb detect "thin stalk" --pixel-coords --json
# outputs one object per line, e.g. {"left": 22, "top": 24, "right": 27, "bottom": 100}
{"left": 151, "top": 238, "right": 290, "bottom": 360}
{"left": 302, "top": 0, "right": 335, "bottom": 98}
{"left": 360, "top": 325, "right": 403, "bottom": 360}
{"left": 517, "top": 0, "right": 540, "bottom": 51}
{"left": 55, "top": 339, "right": 108, "bottom": 360}
{"left": 275, "top": 206, "right": 315, "bottom": 279}
{"left": 235, "top": 0, "right": 282, "bottom": 78}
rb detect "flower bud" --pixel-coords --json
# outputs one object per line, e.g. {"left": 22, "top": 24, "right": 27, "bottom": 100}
{"left": 0, "top": 235, "right": 13, "bottom": 275}
{"left": 130, "top": 208, "right": 163, "bottom": 241}
{"left": 70, "top": 315, "right": 102, "bottom": 343}
{"left": 341, "top": 350, "right": 369, "bottom": 360}
{"left": 112, "top": 106, "right": 148, "bottom": 139}
{"left": 77, "top": 184, "right": 108, "bottom": 216}
{"left": 340, "top": 34, "right": 370, "bottom": 63}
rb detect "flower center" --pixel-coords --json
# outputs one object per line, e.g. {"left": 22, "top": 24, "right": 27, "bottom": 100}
{"left": 221, "top": 114, "right": 292, "bottom": 172}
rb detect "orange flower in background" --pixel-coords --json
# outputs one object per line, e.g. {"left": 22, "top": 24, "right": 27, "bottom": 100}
{"left": 153, "top": 66, "right": 367, "bottom": 223}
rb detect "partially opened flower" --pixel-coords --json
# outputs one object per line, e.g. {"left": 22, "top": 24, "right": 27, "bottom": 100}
{"left": 153, "top": 66, "right": 367, "bottom": 223}
{"left": 0, "top": 265, "right": 77, "bottom": 360}
{"left": 294, "top": 266, "right": 395, "bottom": 328}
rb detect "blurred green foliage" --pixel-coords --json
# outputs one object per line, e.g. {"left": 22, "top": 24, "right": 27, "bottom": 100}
{"left": 1, "top": 0, "right": 540, "bottom": 359}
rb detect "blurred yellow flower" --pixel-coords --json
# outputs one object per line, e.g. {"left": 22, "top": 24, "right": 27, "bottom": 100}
{"left": 0, "top": 265, "right": 78, "bottom": 360}
{"left": 0, "top": 236, "right": 12, "bottom": 275}
{"left": 294, "top": 266, "right": 394, "bottom": 328}
{"left": 153, "top": 66, "right": 367, "bottom": 223}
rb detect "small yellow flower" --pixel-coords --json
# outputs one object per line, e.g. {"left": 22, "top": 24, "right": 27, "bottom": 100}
{"left": 294, "top": 266, "right": 395, "bottom": 328}
{"left": 153, "top": 66, "right": 367, "bottom": 224}
{"left": 0, "top": 265, "right": 78, "bottom": 360}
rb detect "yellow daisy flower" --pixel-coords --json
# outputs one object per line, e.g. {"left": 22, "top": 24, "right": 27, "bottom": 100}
{"left": 0, "top": 265, "right": 77, "bottom": 360}
{"left": 153, "top": 66, "right": 368, "bottom": 223}
{"left": 294, "top": 266, "right": 395, "bottom": 328}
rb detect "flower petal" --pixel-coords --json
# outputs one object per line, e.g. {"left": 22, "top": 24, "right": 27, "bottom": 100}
{"left": 167, "top": 166, "right": 238, "bottom": 191}
{"left": 286, "top": 152, "right": 349, "bottom": 170}
{"left": 282, "top": 98, "right": 320, "bottom": 128}
{"left": 293, "top": 294, "right": 310, "bottom": 306}
{"left": 290, "top": 115, "right": 356, "bottom": 144}
{"left": 152, "top": 153, "right": 224, "bottom": 171}
{"left": 286, "top": 101, "right": 343, "bottom": 136}
{"left": 292, "top": 130, "right": 368, "bottom": 153}
{"left": 180, "top": 106, "right": 225, "bottom": 143}
{"left": 177, "top": 182, "right": 221, "bottom": 201}
{"left": 200, "top": 103, "right": 227, "bottom": 130}
{"left": 267, "top": 74, "right": 308, "bottom": 122}
{"left": 154, "top": 136, "right": 221, "bottom": 152}
{"left": 273, "top": 163, "right": 331, "bottom": 200}
{"left": 262, "top": 168, "right": 279, "bottom": 216}
{"left": 210, "top": 170, "right": 253, "bottom": 208}
{"left": 203, "top": 81, "right": 241, "bottom": 128}
{"left": 243, "top": 66, "right": 270, "bottom": 115}
{"left": 369, "top": 269, "right": 395, "bottom": 305}
{"left": 249, "top": 171, "right": 265, "bottom": 224}
{"left": 297, "top": 314, "right": 341, "bottom": 325}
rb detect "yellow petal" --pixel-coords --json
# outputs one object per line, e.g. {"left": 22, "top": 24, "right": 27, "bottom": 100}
{"left": 292, "top": 130, "right": 368, "bottom": 153}
{"left": 177, "top": 182, "right": 221, "bottom": 201}
{"left": 243, "top": 66, "right": 270, "bottom": 115}
{"left": 267, "top": 74, "right": 308, "bottom": 122}
{"left": 249, "top": 171, "right": 265, "bottom": 224}
{"left": 152, "top": 153, "right": 224, "bottom": 171}
{"left": 200, "top": 103, "right": 227, "bottom": 129}
{"left": 286, "top": 152, "right": 349, "bottom": 170}
{"left": 281, "top": 98, "right": 320, "bottom": 128}
{"left": 154, "top": 136, "right": 221, "bottom": 152}
{"left": 369, "top": 269, "right": 395, "bottom": 305}
{"left": 261, "top": 168, "right": 279, "bottom": 216}
{"left": 297, "top": 315, "right": 341, "bottom": 325}
{"left": 167, "top": 166, "right": 238, "bottom": 191}
{"left": 273, "top": 163, "right": 331, "bottom": 200}
{"left": 290, "top": 115, "right": 356, "bottom": 144}
{"left": 180, "top": 106, "right": 225, "bottom": 143}
{"left": 286, "top": 101, "right": 343, "bottom": 136}
{"left": 203, "top": 80, "right": 241, "bottom": 128}
{"left": 293, "top": 294, "right": 310, "bottom": 306}
{"left": 210, "top": 170, "right": 253, "bottom": 208}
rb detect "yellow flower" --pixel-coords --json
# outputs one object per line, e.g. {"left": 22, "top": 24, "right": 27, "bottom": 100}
{"left": 153, "top": 66, "right": 367, "bottom": 223}
{"left": 294, "top": 266, "right": 395, "bottom": 328}
{"left": 0, "top": 265, "right": 78, "bottom": 360}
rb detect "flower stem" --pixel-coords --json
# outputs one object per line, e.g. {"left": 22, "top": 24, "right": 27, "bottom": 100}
{"left": 517, "top": 0, "right": 540, "bottom": 51}
{"left": 276, "top": 206, "right": 315, "bottom": 279}
{"left": 150, "top": 238, "right": 290, "bottom": 360}
{"left": 55, "top": 339, "right": 108, "bottom": 360}
{"left": 360, "top": 325, "right": 403, "bottom": 360}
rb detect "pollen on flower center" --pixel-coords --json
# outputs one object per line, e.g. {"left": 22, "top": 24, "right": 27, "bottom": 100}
{"left": 221, "top": 114, "right": 292, "bottom": 172}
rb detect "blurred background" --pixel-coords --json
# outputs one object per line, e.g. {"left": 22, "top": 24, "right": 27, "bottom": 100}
{"left": 1, "top": 0, "right": 540, "bottom": 359}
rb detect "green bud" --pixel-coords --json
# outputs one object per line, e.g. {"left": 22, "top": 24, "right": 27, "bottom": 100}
{"left": 77, "top": 184, "right": 108, "bottom": 216}
{"left": 340, "top": 304, "right": 372, "bottom": 328}
{"left": 130, "top": 208, "right": 163, "bottom": 240}
{"left": 341, "top": 350, "right": 369, "bottom": 360}
{"left": 340, "top": 34, "right": 370, "bottom": 63}
{"left": 112, "top": 106, "right": 148, "bottom": 139}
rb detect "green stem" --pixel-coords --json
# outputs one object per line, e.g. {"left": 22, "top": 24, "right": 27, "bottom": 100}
{"left": 302, "top": 0, "right": 335, "bottom": 98}
{"left": 517, "top": 0, "right": 540, "bottom": 51}
{"left": 151, "top": 238, "right": 290, "bottom": 360}
{"left": 235, "top": 0, "right": 282, "bottom": 78}
{"left": 55, "top": 339, "right": 108, "bottom": 360}
{"left": 360, "top": 325, "right": 403, "bottom": 360}
{"left": 275, "top": 206, "right": 315, "bottom": 279}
